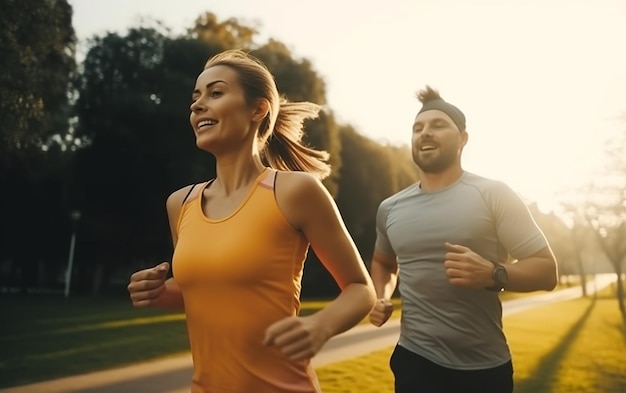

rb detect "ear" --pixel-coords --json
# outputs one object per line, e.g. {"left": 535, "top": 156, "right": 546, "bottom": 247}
{"left": 460, "top": 130, "right": 469, "bottom": 147}
{"left": 251, "top": 99, "right": 270, "bottom": 122}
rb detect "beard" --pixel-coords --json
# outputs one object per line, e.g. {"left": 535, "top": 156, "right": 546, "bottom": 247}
{"left": 412, "top": 146, "right": 458, "bottom": 174}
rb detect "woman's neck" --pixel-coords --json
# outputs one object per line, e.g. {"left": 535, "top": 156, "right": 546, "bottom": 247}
{"left": 213, "top": 153, "right": 266, "bottom": 196}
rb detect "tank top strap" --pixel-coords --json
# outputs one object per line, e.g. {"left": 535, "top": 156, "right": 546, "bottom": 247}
{"left": 182, "top": 180, "right": 212, "bottom": 206}
{"left": 258, "top": 168, "right": 277, "bottom": 190}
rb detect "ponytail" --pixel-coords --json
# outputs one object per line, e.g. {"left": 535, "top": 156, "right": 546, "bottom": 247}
{"left": 262, "top": 99, "right": 331, "bottom": 180}
{"left": 203, "top": 49, "right": 331, "bottom": 178}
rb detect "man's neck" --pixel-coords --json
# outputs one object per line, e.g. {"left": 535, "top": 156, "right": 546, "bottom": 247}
{"left": 418, "top": 166, "right": 464, "bottom": 191}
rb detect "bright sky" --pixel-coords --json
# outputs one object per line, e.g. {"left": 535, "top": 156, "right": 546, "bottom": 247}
{"left": 70, "top": 0, "right": 626, "bottom": 212}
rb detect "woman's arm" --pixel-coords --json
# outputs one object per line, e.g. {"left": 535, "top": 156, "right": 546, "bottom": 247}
{"left": 263, "top": 172, "right": 376, "bottom": 360}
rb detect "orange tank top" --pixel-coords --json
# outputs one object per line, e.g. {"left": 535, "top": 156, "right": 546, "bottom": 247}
{"left": 172, "top": 168, "right": 322, "bottom": 393}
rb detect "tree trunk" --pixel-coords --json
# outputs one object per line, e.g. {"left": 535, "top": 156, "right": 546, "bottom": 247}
{"left": 91, "top": 263, "right": 104, "bottom": 296}
{"left": 576, "top": 262, "right": 587, "bottom": 297}
{"left": 571, "top": 229, "right": 587, "bottom": 297}
{"left": 616, "top": 271, "right": 625, "bottom": 320}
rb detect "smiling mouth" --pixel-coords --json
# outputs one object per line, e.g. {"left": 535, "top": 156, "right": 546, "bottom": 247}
{"left": 197, "top": 119, "right": 218, "bottom": 129}
{"left": 420, "top": 145, "right": 438, "bottom": 151}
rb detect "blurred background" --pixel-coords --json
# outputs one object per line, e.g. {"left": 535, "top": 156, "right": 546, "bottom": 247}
{"left": 1, "top": 0, "right": 624, "bottom": 305}
{"left": 2, "top": 1, "right": 626, "bottom": 391}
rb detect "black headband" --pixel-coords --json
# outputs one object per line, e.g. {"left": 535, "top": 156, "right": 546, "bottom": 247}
{"left": 417, "top": 99, "right": 466, "bottom": 131}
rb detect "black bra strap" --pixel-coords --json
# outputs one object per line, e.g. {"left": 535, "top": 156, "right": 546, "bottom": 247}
{"left": 181, "top": 184, "right": 197, "bottom": 206}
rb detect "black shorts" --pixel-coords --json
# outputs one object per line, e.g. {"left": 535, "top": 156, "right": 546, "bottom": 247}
{"left": 390, "top": 344, "right": 514, "bottom": 393}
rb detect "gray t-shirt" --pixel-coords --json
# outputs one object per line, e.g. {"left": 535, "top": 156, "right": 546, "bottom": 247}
{"left": 375, "top": 171, "right": 548, "bottom": 370}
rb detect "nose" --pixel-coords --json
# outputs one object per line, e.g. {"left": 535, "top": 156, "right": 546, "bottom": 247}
{"left": 190, "top": 98, "right": 205, "bottom": 113}
{"left": 420, "top": 125, "right": 434, "bottom": 137}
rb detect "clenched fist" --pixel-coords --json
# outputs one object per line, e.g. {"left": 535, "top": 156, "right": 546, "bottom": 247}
{"left": 443, "top": 242, "right": 493, "bottom": 288}
{"left": 263, "top": 316, "right": 330, "bottom": 361}
{"left": 369, "top": 298, "right": 394, "bottom": 327}
{"left": 127, "top": 262, "right": 170, "bottom": 307}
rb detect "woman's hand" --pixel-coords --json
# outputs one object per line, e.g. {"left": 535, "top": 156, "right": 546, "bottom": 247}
{"left": 263, "top": 315, "right": 331, "bottom": 361}
{"left": 127, "top": 262, "right": 170, "bottom": 307}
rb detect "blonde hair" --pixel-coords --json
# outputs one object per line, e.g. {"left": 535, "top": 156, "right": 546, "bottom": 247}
{"left": 204, "top": 50, "right": 331, "bottom": 179}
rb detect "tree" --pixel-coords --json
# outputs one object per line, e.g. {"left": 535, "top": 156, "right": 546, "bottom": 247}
{"left": 529, "top": 204, "right": 590, "bottom": 295}
{"left": 73, "top": 28, "right": 211, "bottom": 293}
{"left": 335, "top": 126, "right": 418, "bottom": 259}
{"left": 0, "top": 0, "right": 76, "bottom": 163}
{"left": 187, "top": 12, "right": 258, "bottom": 50}
{"left": 300, "top": 125, "right": 418, "bottom": 298}
{"left": 0, "top": 0, "right": 77, "bottom": 293}
{"left": 579, "top": 130, "right": 626, "bottom": 318}
{"left": 72, "top": 15, "right": 345, "bottom": 294}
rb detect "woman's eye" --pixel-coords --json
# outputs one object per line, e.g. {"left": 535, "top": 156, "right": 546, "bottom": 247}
{"left": 210, "top": 91, "right": 223, "bottom": 97}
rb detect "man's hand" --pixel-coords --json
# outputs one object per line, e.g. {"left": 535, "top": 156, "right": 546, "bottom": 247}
{"left": 127, "top": 262, "right": 170, "bottom": 307}
{"left": 444, "top": 242, "right": 494, "bottom": 288}
{"left": 369, "top": 298, "right": 394, "bottom": 327}
{"left": 263, "top": 315, "right": 331, "bottom": 361}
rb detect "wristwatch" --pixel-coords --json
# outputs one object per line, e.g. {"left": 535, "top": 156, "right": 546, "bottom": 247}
{"left": 485, "top": 261, "right": 508, "bottom": 292}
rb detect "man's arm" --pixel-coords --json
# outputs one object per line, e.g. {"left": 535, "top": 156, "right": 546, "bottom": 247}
{"left": 371, "top": 249, "right": 399, "bottom": 299}
{"left": 368, "top": 249, "right": 398, "bottom": 327}
{"left": 444, "top": 243, "right": 558, "bottom": 292}
{"left": 488, "top": 181, "right": 559, "bottom": 292}
{"left": 501, "top": 246, "right": 557, "bottom": 292}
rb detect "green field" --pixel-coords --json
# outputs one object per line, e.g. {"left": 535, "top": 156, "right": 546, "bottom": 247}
{"left": 0, "top": 282, "right": 624, "bottom": 391}
{"left": 316, "top": 284, "right": 626, "bottom": 393}
{"left": 0, "top": 296, "right": 189, "bottom": 387}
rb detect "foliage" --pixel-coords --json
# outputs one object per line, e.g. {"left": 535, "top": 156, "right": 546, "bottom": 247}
{"left": 187, "top": 12, "right": 258, "bottom": 50}
{"left": 3, "top": 9, "right": 421, "bottom": 297}
{"left": 72, "top": 28, "right": 216, "bottom": 290}
{"left": 0, "top": 0, "right": 76, "bottom": 162}
{"left": 0, "top": 0, "right": 77, "bottom": 293}
{"left": 336, "top": 125, "right": 418, "bottom": 260}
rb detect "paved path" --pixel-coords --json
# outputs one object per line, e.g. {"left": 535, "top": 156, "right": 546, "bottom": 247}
{"left": 1, "top": 275, "right": 616, "bottom": 393}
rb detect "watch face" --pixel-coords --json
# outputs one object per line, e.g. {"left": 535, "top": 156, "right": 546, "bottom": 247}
{"left": 495, "top": 267, "right": 508, "bottom": 285}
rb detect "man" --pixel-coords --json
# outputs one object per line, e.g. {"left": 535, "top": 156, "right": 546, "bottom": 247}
{"left": 368, "top": 86, "right": 558, "bottom": 393}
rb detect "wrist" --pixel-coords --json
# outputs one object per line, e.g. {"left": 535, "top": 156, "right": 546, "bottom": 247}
{"left": 485, "top": 261, "right": 508, "bottom": 292}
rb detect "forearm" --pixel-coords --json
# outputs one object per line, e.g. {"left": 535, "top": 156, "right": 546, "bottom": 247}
{"left": 154, "top": 278, "right": 185, "bottom": 310}
{"left": 371, "top": 260, "right": 398, "bottom": 299}
{"left": 504, "top": 256, "right": 558, "bottom": 292}
{"left": 311, "top": 282, "right": 376, "bottom": 338}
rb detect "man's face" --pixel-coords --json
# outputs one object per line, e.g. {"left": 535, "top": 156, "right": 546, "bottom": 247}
{"left": 411, "top": 110, "right": 467, "bottom": 173}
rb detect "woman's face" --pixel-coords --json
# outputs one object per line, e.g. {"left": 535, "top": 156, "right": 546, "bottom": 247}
{"left": 190, "top": 65, "right": 256, "bottom": 153}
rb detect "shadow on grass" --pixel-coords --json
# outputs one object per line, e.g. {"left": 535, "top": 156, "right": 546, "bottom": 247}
{"left": 514, "top": 297, "right": 596, "bottom": 393}
{"left": 603, "top": 368, "right": 626, "bottom": 393}
{"left": 618, "top": 320, "right": 626, "bottom": 345}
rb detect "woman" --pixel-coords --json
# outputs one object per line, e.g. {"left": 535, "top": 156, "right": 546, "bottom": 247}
{"left": 127, "top": 49, "right": 376, "bottom": 393}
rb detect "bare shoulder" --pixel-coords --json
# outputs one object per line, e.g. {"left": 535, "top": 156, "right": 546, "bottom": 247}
{"left": 274, "top": 171, "right": 334, "bottom": 229}
{"left": 167, "top": 185, "right": 195, "bottom": 207}
{"left": 275, "top": 170, "right": 325, "bottom": 198}
{"left": 165, "top": 184, "right": 201, "bottom": 245}
{"left": 166, "top": 184, "right": 200, "bottom": 217}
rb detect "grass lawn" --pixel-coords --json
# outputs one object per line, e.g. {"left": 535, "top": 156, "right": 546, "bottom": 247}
{"left": 315, "top": 283, "right": 626, "bottom": 393}
{"left": 0, "top": 296, "right": 189, "bottom": 388}
{"left": 0, "top": 281, "right": 623, "bottom": 391}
